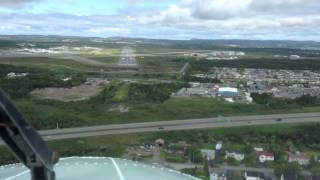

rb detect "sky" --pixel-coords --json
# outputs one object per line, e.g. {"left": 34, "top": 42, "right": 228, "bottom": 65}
{"left": 0, "top": 0, "right": 319, "bottom": 41}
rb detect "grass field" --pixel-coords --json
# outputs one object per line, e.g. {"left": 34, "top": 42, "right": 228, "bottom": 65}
{"left": 89, "top": 56, "right": 119, "bottom": 64}
{"left": 76, "top": 48, "right": 120, "bottom": 57}
{"left": 0, "top": 57, "right": 101, "bottom": 73}
{"left": 138, "top": 56, "right": 186, "bottom": 73}
{"left": 0, "top": 55, "right": 188, "bottom": 76}
{"left": 13, "top": 93, "right": 320, "bottom": 130}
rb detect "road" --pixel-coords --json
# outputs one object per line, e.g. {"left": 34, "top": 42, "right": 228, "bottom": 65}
{"left": 178, "top": 62, "right": 190, "bottom": 78}
{"left": 118, "top": 47, "right": 137, "bottom": 66}
{"left": 218, "top": 165, "right": 311, "bottom": 179}
{"left": 1, "top": 112, "right": 320, "bottom": 145}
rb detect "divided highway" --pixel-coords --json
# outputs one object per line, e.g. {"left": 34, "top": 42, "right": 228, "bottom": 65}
{"left": 1, "top": 112, "right": 320, "bottom": 145}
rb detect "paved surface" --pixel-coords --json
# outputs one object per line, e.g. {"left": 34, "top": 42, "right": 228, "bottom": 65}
{"left": 217, "top": 165, "right": 311, "bottom": 179}
{"left": 178, "top": 62, "right": 190, "bottom": 78}
{"left": 119, "top": 47, "right": 137, "bottom": 66}
{"left": 218, "top": 165, "right": 277, "bottom": 180}
{"left": 1, "top": 112, "right": 320, "bottom": 145}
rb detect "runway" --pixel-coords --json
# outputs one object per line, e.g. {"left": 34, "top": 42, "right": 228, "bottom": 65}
{"left": 118, "top": 47, "right": 137, "bottom": 66}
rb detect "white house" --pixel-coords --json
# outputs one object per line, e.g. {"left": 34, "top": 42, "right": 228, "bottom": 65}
{"left": 215, "top": 142, "right": 223, "bottom": 150}
{"left": 201, "top": 149, "right": 216, "bottom": 161}
{"left": 257, "top": 152, "right": 275, "bottom": 163}
{"left": 210, "top": 173, "right": 227, "bottom": 180}
{"left": 62, "top": 77, "right": 72, "bottom": 82}
{"left": 225, "top": 151, "right": 244, "bottom": 161}
{"left": 288, "top": 152, "right": 310, "bottom": 166}
{"left": 254, "top": 147, "right": 264, "bottom": 152}
{"left": 6, "top": 72, "right": 28, "bottom": 79}
{"left": 289, "top": 55, "right": 301, "bottom": 60}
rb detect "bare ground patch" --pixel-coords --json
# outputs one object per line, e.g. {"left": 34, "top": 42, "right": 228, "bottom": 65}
{"left": 31, "top": 80, "right": 108, "bottom": 102}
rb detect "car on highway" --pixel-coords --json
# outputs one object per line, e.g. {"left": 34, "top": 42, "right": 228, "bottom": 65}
{"left": 276, "top": 118, "right": 283, "bottom": 122}
{"left": 158, "top": 126, "right": 165, "bottom": 130}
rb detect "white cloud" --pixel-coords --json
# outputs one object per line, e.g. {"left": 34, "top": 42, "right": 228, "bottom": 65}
{"left": 0, "top": 0, "right": 40, "bottom": 7}
{"left": 158, "top": 0, "right": 320, "bottom": 21}
{"left": 185, "top": 0, "right": 252, "bottom": 20}
{"left": 0, "top": 0, "right": 320, "bottom": 40}
{"left": 250, "top": 0, "right": 311, "bottom": 10}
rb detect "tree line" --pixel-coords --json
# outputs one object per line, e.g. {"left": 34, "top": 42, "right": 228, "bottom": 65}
{"left": 0, "top": 64, "right": 85, "bottom": 99}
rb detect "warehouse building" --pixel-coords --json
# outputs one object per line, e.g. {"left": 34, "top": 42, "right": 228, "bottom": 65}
{"left": 218, "top": 87, "right": 238, "bottom": 98}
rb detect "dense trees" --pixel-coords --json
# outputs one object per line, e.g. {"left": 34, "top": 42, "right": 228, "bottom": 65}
{"left": 0, "top": 64, "right": 85, "bottom": 99}
{"left": 128, "top": 83, "right": 185, "bottom": 102}
{"left": 189, "top": 147, "right": 203, "bottom": 163}
{"left": 97, "top": 81, "right": 186, "bottom": 103}
{"left": 274, "top": 162, "right": 301, "bottom": 178}
{"left": 189, "top": 59, "right": 320, "bottom": 72}
{"left": 251, "top": 93, "right": 320, "bottom": 108}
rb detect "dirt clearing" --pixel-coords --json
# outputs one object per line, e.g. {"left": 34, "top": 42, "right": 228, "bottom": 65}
{"left": 31, "top": 80, "right": 108, "bottom": 102}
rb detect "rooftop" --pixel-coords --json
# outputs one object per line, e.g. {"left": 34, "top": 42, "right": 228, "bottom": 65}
{"left": 218, "top": 87, "right": 238, "bottom": 93}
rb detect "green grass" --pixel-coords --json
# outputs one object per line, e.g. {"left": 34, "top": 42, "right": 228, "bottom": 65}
{"left": 139, "top": 123, "right": 307, "bottom": 145}
{"left": 90, "top": 56, "right": 119, "bottom": 64}
{"left": 0, "top": 57, "right": 101, "bottom": 73}
{"left": 14, "top": 94, "right": 320, "bottom": 130}
{"left": 181, "top": 168, "right": 209, "bottom": 180}
{"left": 162, "top": 151, "right": 186, "bottom": 163}
{"left": 0, "top": 55, "right": 188, "bottom": 77}
{"left": 77, "top": 48, "right": 120, "bottom": 56}
{"left": 0, "top": 133, "right": 141, "bottom": 165}
{"left": 138, "top": 56, "right": 185, "bottom": 73}
{"left": 311, "top": 164, "right": 320, "bottom": 174}
{"left": 113, "top": 83, "right": 130, "bottom": 101}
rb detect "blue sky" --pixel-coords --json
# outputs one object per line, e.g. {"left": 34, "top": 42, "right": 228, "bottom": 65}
{"left": 0, "top": 0, "right": 319, "bottom": 41}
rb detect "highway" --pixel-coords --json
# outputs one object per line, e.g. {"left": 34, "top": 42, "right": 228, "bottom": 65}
{"left": 1, "top": 112, "right": 320, "bottom": 145}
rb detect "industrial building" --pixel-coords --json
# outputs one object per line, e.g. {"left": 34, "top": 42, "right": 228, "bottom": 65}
{"left": 218, "top": 87, "right": 238, "bottom": 98}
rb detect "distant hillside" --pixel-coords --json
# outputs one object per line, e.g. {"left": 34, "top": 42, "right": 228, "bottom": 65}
{"left": 0, "top": 35, "right": 320, "bottom": 49}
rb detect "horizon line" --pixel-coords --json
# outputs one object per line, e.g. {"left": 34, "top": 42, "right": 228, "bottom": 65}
{"left": 0, "top": 34, "right": 319, "bottom": 43}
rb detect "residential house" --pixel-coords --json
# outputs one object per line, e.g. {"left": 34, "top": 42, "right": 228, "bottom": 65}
{"left": 216, "top": 142, "right": 223, "bottom": 150}
{"left": 6, "top": 72, "right": 28, "bottom": 79}
{"left": 288, "top": 152, "right": 310, "bottom": 166}
{"left": 214, "top": 142, "right": 223, "bottom": 164}
{"left": 254, "top": 147, "right": 264, "bottom": 152}
{"left": 155, "top": 139, "right": 165, "bottom": 147}
{"left": 289, "top": 55, "right": 301, "bottom": 60}
{"left": 314, "top": 155, "right": 320, "bottom": 163}
{"left": 201, "top": 149, "right": 216, "bottom": 161}
{"left": 210, "top": 172, "right": 227, "bottom": 180}
{"left": 257, "top": 152, "right": 274, "bottom": 163}
{"left": 166, "top": 142, "right": 191, "bottom": 155}
{"left": 225, "top": 151, "right": 245, "bottom": 161}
